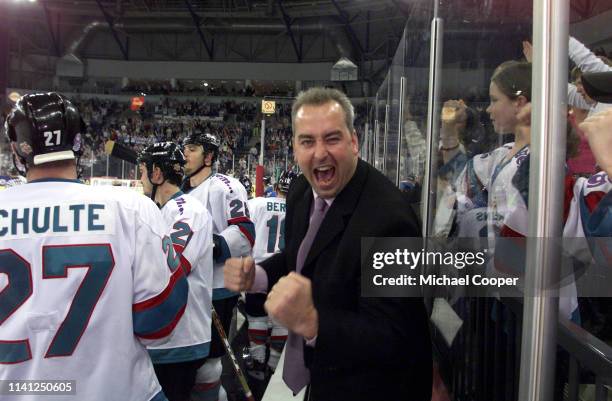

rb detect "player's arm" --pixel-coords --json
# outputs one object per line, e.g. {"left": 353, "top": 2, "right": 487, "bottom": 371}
{"left": 169, "top": 219, "right": 196, "bottom": 275}
{"left": 131, "top": 200, "right": 189, "bottom": 346}
{"left": 173, "top": 208, "right": 215, "bottom": 279}
{"left": 212, "top": 186, "right": 255, "bottom": 264}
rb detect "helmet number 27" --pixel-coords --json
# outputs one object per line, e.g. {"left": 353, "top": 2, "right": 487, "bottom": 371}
{"left": 44, "top": 130, "right": 62, "bottom": 146}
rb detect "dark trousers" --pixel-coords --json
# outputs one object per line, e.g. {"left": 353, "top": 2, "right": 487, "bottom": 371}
{"left": 210, "top": 295, "right": 239, "bottom": 358}
{"left": 154, "top": 357, "right": 206, "bottom": 401}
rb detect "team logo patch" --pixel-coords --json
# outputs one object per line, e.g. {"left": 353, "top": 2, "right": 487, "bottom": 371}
{"left": 586, "top": 172, "right": 612, "bottom": 188}
{"left": 515, "top": 148, "right": 529, "bottom": 166}
{"left": 19, "top": 142, "right": 33, "bottom": 155}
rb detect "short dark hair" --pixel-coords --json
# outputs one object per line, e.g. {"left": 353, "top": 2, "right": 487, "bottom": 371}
{"left": 291, "top": 87, "right": 355, "bottom": 133}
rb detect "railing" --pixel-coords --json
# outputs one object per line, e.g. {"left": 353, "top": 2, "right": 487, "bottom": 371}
{"left": 434, "top": 296, "right": 612, "bottom": 401}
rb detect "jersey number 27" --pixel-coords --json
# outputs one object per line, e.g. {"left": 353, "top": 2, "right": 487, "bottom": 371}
{"left": 0, "top": 245, "right": 114, "bottom": 364}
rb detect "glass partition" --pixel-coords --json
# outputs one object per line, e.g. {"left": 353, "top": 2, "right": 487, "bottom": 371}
{"left": 383, "top": 30, "right": 407, "bottom": 185}
{"left": 396, "top": 1, "right": 612, "bottom": 400}
{"left": 374, "top": 77, "right": 389, "bottom": 171}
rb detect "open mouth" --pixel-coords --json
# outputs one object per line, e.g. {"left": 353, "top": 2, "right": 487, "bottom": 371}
{"left": 314, "top": 166, "right": 335, "bottom": 186}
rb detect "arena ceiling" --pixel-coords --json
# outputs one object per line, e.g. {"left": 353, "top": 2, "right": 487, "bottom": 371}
{"left": 4, "top": 0, "right": 416, "bottom": 64}
{"left": 2, "top": 0, "right": 611, "bottom": 91}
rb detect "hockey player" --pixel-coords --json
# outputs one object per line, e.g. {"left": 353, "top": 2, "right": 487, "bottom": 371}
{"left": 243, "top": 170, "right": 297, "bottom": 389}
{"left": 181, "top": 132, "right": 255, "bottom": 401}
{"left": 239, "top": 174, "right": 254, "bottom": 199}
{"left": 138, "top": 142, "right": 214, "bottom": 401}
{"left": 0, "top": 93, "right": 188, "bottom": 401}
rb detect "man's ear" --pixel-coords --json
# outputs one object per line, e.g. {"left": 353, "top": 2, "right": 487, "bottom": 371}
{"left": 152, "top": 165, "right": 164, "bottom": 183}
{"left": 351, "top": 131, "right": 359, "bottom": 154}
{"left": 204, "top": 151, "right": 214, "bottom": 166}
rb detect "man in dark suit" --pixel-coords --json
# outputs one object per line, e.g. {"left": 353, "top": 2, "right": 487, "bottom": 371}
{"left": 225, "top": 87, "right": 432, "bottom": 401}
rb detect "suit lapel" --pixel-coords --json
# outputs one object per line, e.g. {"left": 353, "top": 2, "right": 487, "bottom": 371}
{"left": 301, "top": 160, "right": 369, "bottom": 276}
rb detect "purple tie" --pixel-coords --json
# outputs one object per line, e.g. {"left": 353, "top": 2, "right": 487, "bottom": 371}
{"left": 283, "top": 196, "right": 328, "bottom": 394}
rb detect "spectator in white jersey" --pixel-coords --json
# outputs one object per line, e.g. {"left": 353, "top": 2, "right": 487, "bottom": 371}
{"left": 243, "top": 169, "right": 297, "bottom": 394}
{"left": 181, "top": 132, "right": 255, "bottom": 401}
{"left": 1, "top": 92, "right": 188, "bottom": 401}
{"left": 138, "top": 142, "right": 214, "bottom": 401}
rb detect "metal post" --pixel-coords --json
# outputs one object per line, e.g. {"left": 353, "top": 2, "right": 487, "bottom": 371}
{"left": 383, "top": 104, "right": 390, "bottom": 174}
{"left": 421, "top": 16, "right": 443, "bottom": 237}
{"left": 518, "top": 1, "right": 569, "bottom": 401}
{"left": 374, "top": 94, "right": 379, "bottom": 168}
{"left": 121, "top": 160, "right": 125, "bottom": 179}
{"left": 364, "top": 122, "right": 370, "bottom": 162}
{"left": 90, "top": 157, "right": 94, "bottom": 179}
{"left": 232, "top": 153, "right": 235, "bottom": 173}
{"left": 396, "top": 76, "right": 407, "bottom": 186}
{"left": 106, "top": 154, "right": 109, "bottom": 177}
{"left": 374, "top": 120, "right": 380, "bottom": 169}
{"left": 260, "top": 118, "right": 265, "bottom": 166}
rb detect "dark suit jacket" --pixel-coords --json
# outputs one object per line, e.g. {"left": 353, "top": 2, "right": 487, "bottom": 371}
{"left": 261, "top": 159, "right": 432, "bottom": 401}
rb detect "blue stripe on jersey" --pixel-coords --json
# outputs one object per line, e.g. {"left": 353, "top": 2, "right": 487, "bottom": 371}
{"left": 148, "top": 341, "right": 211, "bottom": 364}
{"left": 213, "top": 233, "right": 231, "bottom": 264}
{"left": 28, "top": 178, "right": 83, "bottom": 184}
{"left": 581, "top": 191, "right": 612, "bottom": 237}
{"left": 227, "top": 217, "right": 256, "bottom": 247}
{"left": 236, "top": 220, "right": 256, "bottom": 246}
{"left": 213, "top": 288, "right": 238, "bottom": 300}
{"left": 133, "top": 269, "right": 189, "bottom": 338}
{"left": 0, "top": 340, "right": 31, "bottom": 364}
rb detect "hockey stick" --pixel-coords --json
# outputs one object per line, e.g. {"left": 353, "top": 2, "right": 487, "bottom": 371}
{"left": 212, "top": 307, "right": 256, "bottom": 401}
{"left": 104, "top": 140, "right": 138, "bottom": 164}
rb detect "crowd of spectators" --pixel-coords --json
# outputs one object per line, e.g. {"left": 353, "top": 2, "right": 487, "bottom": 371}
{"left": 1, "top": 93, "right": 368, "bottom": 179}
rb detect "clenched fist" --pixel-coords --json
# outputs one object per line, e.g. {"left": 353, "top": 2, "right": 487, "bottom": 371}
{"left": 580, "top": 108, "right": 612, "bottom": 178}
{"left": 264, "top": 272, "right": 318, "bottom": 339}
{"left": 224, "top": 256, "right": 256, "bottom": 292}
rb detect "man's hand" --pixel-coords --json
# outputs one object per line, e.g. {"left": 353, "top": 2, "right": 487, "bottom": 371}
{"left": 265, "top": 272, "right": 318, "bottom": 339}
{"left": 224, "top": 256, "right": 256, "bottom": 292}
{"left": 580, "top": 108, "right": 612, "bottom": 177}
{"left": 516, "top": 102, "right": 532, "bottom": 138}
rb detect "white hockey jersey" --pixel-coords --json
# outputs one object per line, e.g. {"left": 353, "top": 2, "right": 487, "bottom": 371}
{"left": 487, "top": 144, "right": 530, "bottom": 239}
{"left": 148, "top": 191, "right": 214, "bottom": 364}
{"left": 247, "top": 196, "right": 287, "bottom": 264}
{"left": 0, "top": 179, "right": 188, "bottom": 401}
{"left": 185, "top": 174, "right": 254, "bottom": 299}
{"left": 453, "top": 145, "right": 579, "bottom": 319}
{"left": 454, "top": 143, "right": 512, "bottom": 238}
{"left": 564, "top": 171, "right": 612, "bottom": 238}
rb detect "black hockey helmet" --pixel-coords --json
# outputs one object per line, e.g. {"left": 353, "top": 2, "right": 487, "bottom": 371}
{"left": 5, "top": 92, "right": 85, "bottom": 174}
{"left": 239, "top": 174, "right": 253, "bottom": 195}
{"left": 182, "top": 131, "right": 220, "bottom": 164}
{"left": 278, "top": 169, "right": 298, "bottom": 194}
{"left": 138, "top": 141, "right": 185, "bottom": 186}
